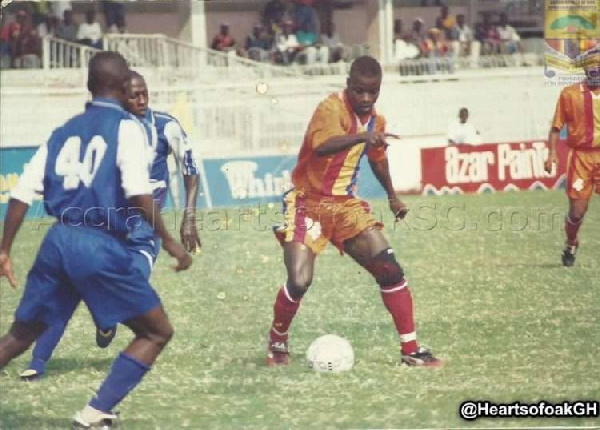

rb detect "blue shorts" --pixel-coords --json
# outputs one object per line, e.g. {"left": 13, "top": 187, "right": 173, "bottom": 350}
{"left": 15, "top": 224, "right": 161, "bottom": 329}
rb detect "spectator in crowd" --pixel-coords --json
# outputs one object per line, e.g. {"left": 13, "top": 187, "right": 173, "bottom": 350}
{"left": 50, "top": 1, "right": 72, "bottom": 21}
{"left": 320, "top": 22, "right": 345, "bottom": 63}
{"left": 394, "top": 33, "right": 421, "bottom": 63}
{"left": 296, "top": 21, "right": 328, "bottom": 64}
{"left": 14, "top": 11, "right": 42, "bottom": 69}
{"left": 275, "top": 20, "right": 300, "bottom": 65}
{"left": 411, "top": 18, "right": 426, "bottom": 45}
{"left": 496, "top": 13, "right": 522, "bottom": 54}
{"left": 448, "top": 108, "right": 480, "bottom": 145}
{"left": 439, "top": 4, "right": 456, "bottom": 34}
{"left": 35, "top": 13, "right": 59, "bottom": 38}
{"left": 246, "top": 25, "right": 272, "bottom": 62}
{"left": 211, "top": 23, "right": 237, "bottom": 53}
{"left": 57, "top": 9, "right": 78, "bottom": 42}
{"left": 482, "top": 18, "right": 500, "bottom": 54}
{"left": 1, "top": 13, "right": 21, "bottom": 68}
{"left": 263, "top": 0, "right": 286, "bottom": 35}
{"left": 452, "top": 14, "right": 473, "bottom": 56}
{"left": 423, "top": 28, "right": 452, "bottom": 73}
{"left": 77, "top": 10, "right": 103, "bottom": 49}
{"left": 394, "top": 19, "right": 403, "bottom": 42}
{"left": 292, "top": 0, "right": 318, "bottom": 35}
{"left": 102, "top": 1, "right": 126, "bottom": 33}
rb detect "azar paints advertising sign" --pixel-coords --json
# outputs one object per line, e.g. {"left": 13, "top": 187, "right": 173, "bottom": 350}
{"left": 421, "top": 141, "right": 569, "bottom": 195}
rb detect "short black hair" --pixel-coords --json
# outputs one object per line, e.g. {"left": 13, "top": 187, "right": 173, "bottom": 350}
{"left": 459, "top": 107, "right": 469, "bottom": 115}
{"left": 129, "top": 69, "right": 145, "bottom": 81}
{"left": 87, "top": 51, "right": 129, "bottom": 95}
{"left": 349, "top": 56, "right": 382, "bottom": 79}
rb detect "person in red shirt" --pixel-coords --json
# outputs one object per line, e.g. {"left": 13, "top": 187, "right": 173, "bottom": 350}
{"left": 211, "top": 23, "right": 236, "bottom": 52}
{"left": 267, "top": 56, "right": 442, "bottom": 368}
{"left": 545, "top": 49, "right": 600, "bottom": 266}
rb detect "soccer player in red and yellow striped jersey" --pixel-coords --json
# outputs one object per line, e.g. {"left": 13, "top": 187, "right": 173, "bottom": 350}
{"left": 268, "top": 56, "right": 442, "bottom": 367}
{"left": 545, "top": 46, "right": 600, "bottom": 266}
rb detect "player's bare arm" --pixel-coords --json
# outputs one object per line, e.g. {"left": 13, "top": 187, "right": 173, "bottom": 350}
{"left": 180, "top": 175, "right": 202, "bottom": 252}
{"left": 130, "top": 194, "right": 192, "bottom": 272}
{"left": 369, "top": 158, "right": 409, "bottom": 220}
{"left": 0, "top": 199, "right": 29, "bottom": 288}
{"left": 545, "top": 127, "right": 560, "bottom": 173}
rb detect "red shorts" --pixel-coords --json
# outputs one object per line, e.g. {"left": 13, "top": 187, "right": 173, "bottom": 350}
{"left": 565, "top": 149, "right": 600, "bottom": 200}
{"left": 274, "top": 189, "right": 384, "bottom": 255}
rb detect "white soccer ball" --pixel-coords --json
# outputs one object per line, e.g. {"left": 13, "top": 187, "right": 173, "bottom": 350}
{"left": 306, "top": 334, "right": 354, "bottom": 373}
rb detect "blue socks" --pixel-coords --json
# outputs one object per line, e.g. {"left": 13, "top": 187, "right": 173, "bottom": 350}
{"left": 89, "top": 352, "right": 150, "bottom": 413}
{"left": 29, "top": 320, "right": 70, "bottom": 375}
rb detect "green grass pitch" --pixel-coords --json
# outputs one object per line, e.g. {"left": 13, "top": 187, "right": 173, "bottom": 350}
{"left": 1, "top": 190, "right": 598, "bottom": 429}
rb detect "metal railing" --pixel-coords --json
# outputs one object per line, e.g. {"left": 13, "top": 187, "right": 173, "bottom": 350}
{"left": 42, "top": 36, "right": 100, "bottom": 69}
{"left": 103, "top": 33, "right": 297, "bottom": 81}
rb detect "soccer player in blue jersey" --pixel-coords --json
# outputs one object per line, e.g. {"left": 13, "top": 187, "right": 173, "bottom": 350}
{"left": 0, "top": 52, "right": 192, "bottom": 428}
{"left": 18, "top": 70, "right": 202, "bottom": 381}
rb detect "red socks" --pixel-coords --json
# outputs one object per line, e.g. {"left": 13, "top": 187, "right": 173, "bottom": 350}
{"left": 380, "top": 280, "right": 418, "bottom": 355}
{"left": 270, "top": 285, "right": 301, "bottom": 342}
{"left": 565, "top": 215, "right": 583, "bottom": 246}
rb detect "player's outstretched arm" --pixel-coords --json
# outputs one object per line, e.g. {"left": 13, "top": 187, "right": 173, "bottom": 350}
{"left": 0, "top": 199, "right": 29, "bottom": 288}
{"left": 315, "top": 132, "right": 399, "bottom": 156}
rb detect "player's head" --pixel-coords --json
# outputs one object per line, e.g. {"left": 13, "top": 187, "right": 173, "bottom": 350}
{"left": 459, "top": 107, "right": 469, "bottom": 123}
{"left": 582, "top": 46, "right": 600, "bottom": 88}
{"left": 347, "top": 56, "right": 382, "bottom": 116}
{"left": 87, "top": 52, "right": 130, "bottom": 105}
{"left": 126, "top": 70, "right": 149, "bottom": 117}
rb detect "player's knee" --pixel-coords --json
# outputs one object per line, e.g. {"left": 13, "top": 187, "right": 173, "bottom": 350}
{"left": 287, "top": 274, "right": 313, "bottom": 299}
{"left": 148, "top": 324, "right": 174, "bottom": 349}
{"left": 365, "top": 248, "right": 405, "bottom": 288}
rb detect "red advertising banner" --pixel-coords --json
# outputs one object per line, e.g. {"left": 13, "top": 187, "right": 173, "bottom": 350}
{"left": 421, "top": 141, "right": 569, "bottom": 195}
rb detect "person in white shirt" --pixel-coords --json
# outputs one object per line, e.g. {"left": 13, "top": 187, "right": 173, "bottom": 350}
{"left": 448, "top": 108, "right": 480, "bottom": 145}
{"left": 452, "top": 14, "right": 474, "bottom": 56}
{"left": 77, "top": 10, "right": 103, "bottom": 49}
{"left": 496, "top": 13, "right": 522, "bottom": 55}
{"left": 276, "top": 20, "right": 300, "bottom": 64}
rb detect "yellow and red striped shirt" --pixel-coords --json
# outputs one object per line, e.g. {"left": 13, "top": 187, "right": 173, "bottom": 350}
{"left": 552, "top": 82, "right": 600, "bottom": 149}
{"left": 292, "top": 91, "right": 387, "bottom": 197}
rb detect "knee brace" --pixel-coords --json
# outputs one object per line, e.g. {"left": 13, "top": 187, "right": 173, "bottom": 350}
{"left": 364, "top": 248, "right": 405, "bottom": 288}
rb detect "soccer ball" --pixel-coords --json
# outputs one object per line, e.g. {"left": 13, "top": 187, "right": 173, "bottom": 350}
{"left": 306, "top": 334, "right": 354, "bottom": 373}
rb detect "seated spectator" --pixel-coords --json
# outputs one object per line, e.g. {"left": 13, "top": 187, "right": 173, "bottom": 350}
{"left": 275, "top": 20, "right": 300, "bottom": 65}
{"left": 439, "top": 4, "right": 456, "bottom": 34}
{"left": 35, "top": 13, "right": 59, "bottom": 38}
{"left": 452, "top": 14, "right": 473, "bottom": 56}
{"left": 246, "top": 25, "right": 272, "bottom": 62}
{"left": 50, "top": 1, "right": 72, "bottom": 21}
{"left": 423, "top": 28, "right": 452, "bottom": 74}
{"left": 13, "top": 11, "right": 41, "bottom": 69}
{"left": 320, "top": 22, "right": 345, "bottom": 63}
{"left": 296, "top": 21, "right": 328, "bottom": 64}
{"left": 395, "top": 33, "right": 421, "bottom": 62}
{"left": 102, "top": 1, "right": 126, "bottom": 33}
{"left": 292, "top": 0, "right": 318, "bottom": 35}
{"left": 77, "top": 10, "right": 103, "bottom": 49}
{"left": 411, "top": 18, "right": 426, "bottom": 45}
{"left": 211, "top": 23, "right": 237, "bottom": 53}
{"left": 57, "top": 10, "right": 78, "bottom": 42}
{"left": 448, "top": 108, "right": 480, "bottom": 145}
{"left": 394, "top": 19, "right": 403, "bottom": 42}
{"left": 497, "top": 13, "right": 522, "bottom": 54}
{"left": 263, "top": 0, "right": 286, "bottom": 35}
{"left": 1, "top": 13, "right": 21, "bottom": 68}
{"left": 482, "top": 19, "right": 501, "bottom": 54}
